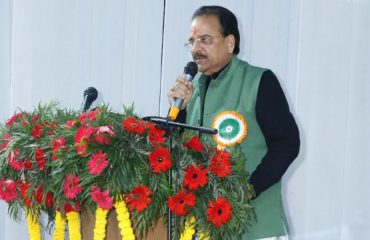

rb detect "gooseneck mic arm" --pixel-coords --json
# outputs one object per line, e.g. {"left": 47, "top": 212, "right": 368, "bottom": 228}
{"left": 142, "top": 116, "right": 218, "bottom": 135}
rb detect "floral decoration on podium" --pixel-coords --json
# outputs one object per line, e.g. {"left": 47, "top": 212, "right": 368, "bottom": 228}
{"left": 0, "top": 103, "right": 254, "bottom": 240}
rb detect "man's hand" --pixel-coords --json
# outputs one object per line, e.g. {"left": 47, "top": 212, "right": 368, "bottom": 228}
{"left": 167, "top": 76, "right": 193, "bottom": 110}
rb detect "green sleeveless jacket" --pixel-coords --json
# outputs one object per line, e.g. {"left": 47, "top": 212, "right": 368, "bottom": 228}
{"left": 186, "top": 56, "right": 288, "bottom": 239}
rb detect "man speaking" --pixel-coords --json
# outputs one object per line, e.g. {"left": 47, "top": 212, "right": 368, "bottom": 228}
{"left": 168, "top": 5, "right": 300, "bottom": 240}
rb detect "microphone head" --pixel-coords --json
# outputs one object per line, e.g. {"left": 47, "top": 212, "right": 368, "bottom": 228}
{"left": 83, "top": 87, "right": 98, "bottom": 101}
{"left": 184, "top": 61, "right": 198, "bottom": 79}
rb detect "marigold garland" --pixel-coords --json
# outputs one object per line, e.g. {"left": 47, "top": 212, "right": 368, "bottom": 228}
{"left": 114, "top": 198, "right": 135, "bottom": 240}
{"left": 52, "top": 211, "right": 66, "bottom": 240}
{"left": 26, "top": 212, "right": 41, "bottom": 240}
{"left": 93, "top": 207, "right": 109, "bottom": 240}
{"left": 179, "top": 216, "right": 196, "bottom": 240}
{"left": 199, "top": 232, "right": 210, "bottom": 240}
{"left": 66, "top": 211, "right": 81, "bottom": 240}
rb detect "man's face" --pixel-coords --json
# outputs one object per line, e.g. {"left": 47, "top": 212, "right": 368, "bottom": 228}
{"left": 189, "top": 15, "right": 234, "bottom": 75}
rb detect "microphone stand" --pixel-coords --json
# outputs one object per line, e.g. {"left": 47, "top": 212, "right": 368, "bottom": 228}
{"left": 142, "top": 116, "right": 217, "bottom": 240}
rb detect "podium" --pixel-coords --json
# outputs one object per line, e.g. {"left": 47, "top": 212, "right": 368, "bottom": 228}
{"left": 81, "top": 206, "right": 166, "bottom": 240}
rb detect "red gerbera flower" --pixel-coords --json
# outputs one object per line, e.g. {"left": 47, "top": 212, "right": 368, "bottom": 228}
{"left": 52, "top": 137, "right": 67, "bottom": 160}
{"left": 59, "top": 202, "right": 81, "bottom": 213}
{"left": 87, "top": 150, "right": 109, "bottom": 175}
{"left": 45, "top": 192, "right": 54, "bottom": 208}
{"left": 168, "top": 189, "right": 196, "bottom": 216}
{"left": 46, "top": 122, "right": 58, "bottom": 136}
{"left": 74, "top": 126, "right": 94, "bottom": 157}
{"left": 125, "top": 185, "right": 152, "bottom": 212}
{"left": 148, "top": 127, "right": 166, "bottom": 145}
{"left": 63, "top": 173, "right": 83, "bottom": 199}
{"left": 7, "top": 148, "right": 23, "bottom": 171}
{"left": 91, "top": 186, "right": 113, "bottom": 210}
{"left": 183, "top": 165, "right": 208, "bottom": 190}
{"left": 78, "top": 108, "right": 101, "bottom": 125}
{"left": 20, "top": 182, "right": 30, "bottom": 197}
{"left": 145, "top": 122, "right": 155, "bottom": 130}
{"left": 23, "top": 159, "right": 33, "bottom": 170}
{"left": 183, "top": 136, "right": 204, "bottom": 152}
{"left": 210, "top": 150, "right": 232, "bottom": 178}
{"left": 207, "top": 197, "right": 233, "bottom": 227}
{"left": 5, "top": 113, "right": 23, "bottom": 127}
{"left": 0, "top": 178, "right": 18, "bottom": 202}
{"left": 148, "top": 147, "right": 172, "bottom": 173}
{"left": 31, "top": 115, "right": 39, "bottom": 122}
{"left": 0, "top": 133, "right": 11, "bottom": 151}
{"left": 122, "top": 117, "right": 146, "bottom": 135}
{"left": 31, "top": 124, "right": 43, "bottom": 139}
{"left": 20, "top": 182, "right": 31, "bottom": 207}
{"left": 35, "top": 148, "right": 46, "bottom": 172}
{"left": 34, "top": 184, "right": 44, "bottom": 203}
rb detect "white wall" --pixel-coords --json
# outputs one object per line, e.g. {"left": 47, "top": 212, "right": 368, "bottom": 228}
{"left": 1, "top": 0, "right": 370, "bottom": 239}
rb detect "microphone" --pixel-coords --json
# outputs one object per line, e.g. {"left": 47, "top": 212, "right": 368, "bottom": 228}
{"left": 168, "top": 61, "right": 198, "bottom": 120}
{"left": 82, "top": 87, "right": 98, "bottom": 112}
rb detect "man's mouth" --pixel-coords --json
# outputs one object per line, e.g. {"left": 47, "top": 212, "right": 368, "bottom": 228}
{"left": 193, "top": 53, "right": 207, "bottom": 61}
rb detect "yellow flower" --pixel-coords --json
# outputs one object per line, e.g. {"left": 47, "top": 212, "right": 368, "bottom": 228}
{"left": 26, "top": 212, "right": 41, "bottom": 240}
{"left": 199, "top": 232, "right": 210, "bottom": 240}
{"left": 66, "top": 211, "right": 81, "bottom": 240}
{"left": 53, "top": 211, "right": 66, "bottom": 240}
{"left": 180, "top": 216, "right": 195, "bottom": 240}
{"left": 93, "top": 207, "right": 109, "bottom": 240}
{"left": 180, "top": 216, "right": 210, "bottom": 240}
{"left": 114, "top": 197, "right": 135, "bottom": 240}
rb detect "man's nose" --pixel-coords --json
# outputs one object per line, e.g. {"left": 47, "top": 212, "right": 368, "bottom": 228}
{"left": 192, "top": 41, "right": 203, "bottom": 52}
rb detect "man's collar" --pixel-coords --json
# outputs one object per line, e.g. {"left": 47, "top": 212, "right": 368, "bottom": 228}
{"left": 204, "top": 55, "right": 234, "bottom": 80}
{"left": 205, "top": 63, "right": 228, "bottom": 80}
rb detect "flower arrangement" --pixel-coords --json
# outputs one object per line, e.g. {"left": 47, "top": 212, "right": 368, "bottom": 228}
{"left": 0, "top": 102, "right": 254, "bottom": 240}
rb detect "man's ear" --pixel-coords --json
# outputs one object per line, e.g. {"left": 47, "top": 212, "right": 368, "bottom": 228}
{"left": 225, "top": 35, "right": 235, "bottom": 53}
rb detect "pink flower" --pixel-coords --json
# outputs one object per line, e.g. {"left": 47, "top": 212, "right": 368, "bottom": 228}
{"left": 65, "top": 120, "right": 76, "bottom": 127}
{"left": 0, "top": 179, "right": 18, "bottom": 202}
{"left": 87, "top": 150, "right": 109, "bottom": 175}
{"left": 52, "top": 137, "right": 67, "bottom": 160}
{"left": 91, "top": 186, "right": 113, "bottom": 210}
{"left": 7, "top": 149, "right": 23, "bottom": 171}
{"left": 94, "top": 125, "right": 116, "bottom": 145}
{"left": 63, "top": 173, "right": 83, "bottom": 199}
{"left": 0, "top": 133, "right": 11, "bottom": 151}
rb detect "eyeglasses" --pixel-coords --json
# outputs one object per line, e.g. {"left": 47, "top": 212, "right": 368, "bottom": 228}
{"left": 184, "top": 35, "right": 225, "bottom": 51}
